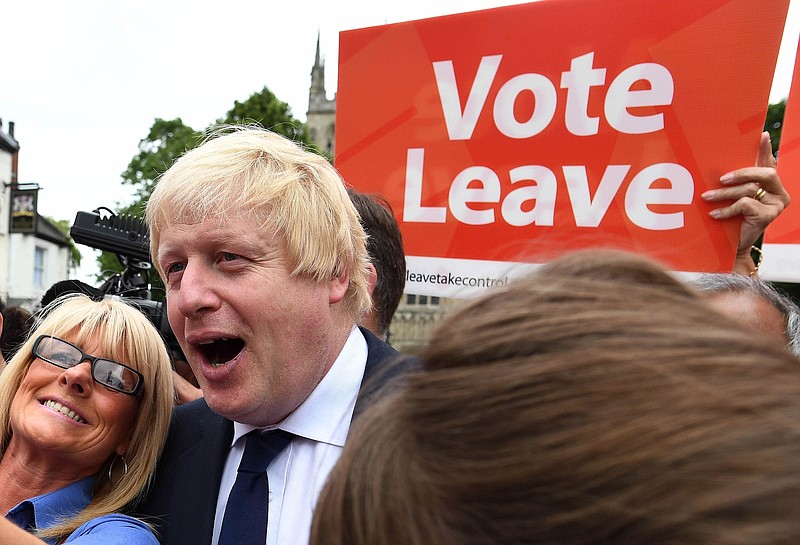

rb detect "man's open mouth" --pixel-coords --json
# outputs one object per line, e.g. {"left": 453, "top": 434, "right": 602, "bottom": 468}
{"left": 197, "top": 338, "right": 245, "bottom": 367}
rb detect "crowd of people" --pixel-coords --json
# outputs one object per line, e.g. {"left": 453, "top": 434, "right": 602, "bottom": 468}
{"left": 1, "top": 125, "right": 797, "bottom": 545}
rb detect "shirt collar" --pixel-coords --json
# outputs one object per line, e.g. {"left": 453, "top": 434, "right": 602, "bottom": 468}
{"left": 232, "top": 326, "right": 368, "bottom": 447}
{"left": 5, "top": 476, "right": 94, "bottom": 531}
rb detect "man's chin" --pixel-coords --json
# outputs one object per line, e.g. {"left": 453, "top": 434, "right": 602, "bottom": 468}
{"left": 203, "top": 382, "right": 245, "bottom": 418}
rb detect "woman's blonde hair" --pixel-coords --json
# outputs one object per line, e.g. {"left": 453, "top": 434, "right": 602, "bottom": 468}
{"left": 146, "top": 125, "right": 371, "bottom": 322}
{"left": 312, "top": 250, "right": 800, "bottom": 545}
{"left": 0, "top": 294, "right": 174, "bottom": 541}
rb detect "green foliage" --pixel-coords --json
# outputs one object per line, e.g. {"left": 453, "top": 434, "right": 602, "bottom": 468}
{"left": 96, "top": 248, "right": 124, "bottom": 280}
{"left": 121, "top": 118, "right": 204, "bottom": 204}
{"left": 95, "top": 86, "right": 314, "bottom": 276}
{"left": 764, "top": 99, "right": 786, "bottom": 155}
{"left": 218, "top": 86, "right": 310, "bottom": 145}
{"left": 119, "top": 87, "right": 312, "bottom": 221}
{"left": 101, "top": 119, "right": 202, "bottom": 282}
{"left": 48, "top": 217, "right": 82, "bottom": 270}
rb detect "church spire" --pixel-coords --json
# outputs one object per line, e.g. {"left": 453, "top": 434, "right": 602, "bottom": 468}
{"left": 315, "top": 30, "right": 322, "bottom": 68}
{"left": 309, "top": 30, "right": 326, "bottom": 98}
{"left": 306, "top": 32, "right": 336, "bottom": 154}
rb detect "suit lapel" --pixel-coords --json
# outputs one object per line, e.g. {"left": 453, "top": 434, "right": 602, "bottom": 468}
{"left": 166, "top": 402, "right": 233, "bottom": 545}
{"left": 352, "top": 327, "right": 404, "bottom": 419}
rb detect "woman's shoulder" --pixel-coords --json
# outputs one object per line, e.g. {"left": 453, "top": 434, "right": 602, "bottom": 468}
{"left": 65, "top": 513, "right": 158, "bottom": 545}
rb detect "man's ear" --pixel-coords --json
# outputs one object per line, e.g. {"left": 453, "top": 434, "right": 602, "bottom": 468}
{"left": 329, "top": 271, "right": 350, "bottom": 304}
{"left": 366, "top": 263, "right": 377, "bottom": 297}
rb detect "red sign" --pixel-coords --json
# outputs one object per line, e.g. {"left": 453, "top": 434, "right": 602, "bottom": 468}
{"left": 337, "top": 0, "right": 789, "bottom": 296}
{"left": 763, "top": 33, "right": 800, "bottom": 281}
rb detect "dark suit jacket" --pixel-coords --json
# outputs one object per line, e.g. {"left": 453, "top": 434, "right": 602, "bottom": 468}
{"left": 137, "top": 327, "right": 401, "bottom": 545}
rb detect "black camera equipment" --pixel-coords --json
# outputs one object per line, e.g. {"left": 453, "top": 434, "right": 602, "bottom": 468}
{"left": 70, "top": 207, "right": 181, "bottom": 356}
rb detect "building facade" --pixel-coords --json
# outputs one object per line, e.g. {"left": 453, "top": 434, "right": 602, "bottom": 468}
{"left": 0, "top": 119, "right": 20, "bottom": 303}
{"left": 0, "top": 120, "right": 70, "bottom": 309}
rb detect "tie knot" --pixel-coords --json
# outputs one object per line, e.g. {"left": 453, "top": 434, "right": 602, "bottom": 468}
{"left": 238, "top": 429, "right": 294, "bottom": 474}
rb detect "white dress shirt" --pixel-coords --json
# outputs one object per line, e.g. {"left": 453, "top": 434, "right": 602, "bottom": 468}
{"left": 211, "top": 326, "right": 368, "bottom": 545}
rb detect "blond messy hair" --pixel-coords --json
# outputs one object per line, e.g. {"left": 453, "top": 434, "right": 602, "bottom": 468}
{"left": 146, "top": 126, "right": 371, "bottom": 322}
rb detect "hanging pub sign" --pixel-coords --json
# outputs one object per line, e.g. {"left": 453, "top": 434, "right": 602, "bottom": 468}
{"left": 9, "top": 186, "right": 38, "bottom": 234}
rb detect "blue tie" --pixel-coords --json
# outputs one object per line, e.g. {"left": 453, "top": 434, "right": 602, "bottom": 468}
{"left": 218, "top": 430, "right": 294, "bottom": 545}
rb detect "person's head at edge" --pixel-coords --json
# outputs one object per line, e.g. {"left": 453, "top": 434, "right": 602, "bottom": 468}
{"left": 1, "top": 305, "right": 34, "bottom": 365}
{"left": 694, "top": 272, "right": 800, "bottom": 356}
{"left": 311, "top": 250, "right": 800, "bottom": 545}
{"left": 347, "top": 188, "right": 406, "bottom": 341}
{"left": 146, "top": 126, "right": 371, "bottom": 426}
{"left": 0, "top": 293, "right": 174, "bottom": 541}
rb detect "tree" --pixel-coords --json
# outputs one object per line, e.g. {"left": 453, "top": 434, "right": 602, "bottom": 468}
{"left": 765, "top": 99, "right": 786, "bottom": 156}
{"left": 94, "top": 86, "right": 311, "bottom": 278}
{"left": 88, "top": 118, "right": 205, "bottom": 280}
{"left": 119, "top": 87, "right": 310, "bottom": 219}
{"left": 120, "top": 117, "right": 204, "bottom": 214}
{"left": 219, "top": 86, "right": 310, "bottom": 145}
{"left": 48, "top": 217, "right": 82, "bottom": 271}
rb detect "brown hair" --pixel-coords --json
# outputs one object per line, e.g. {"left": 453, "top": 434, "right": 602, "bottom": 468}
{"left": 0, "top": 305, "right": 33, "bottom": 361}
{"left": 311, "top": 250, "right": 800, "bottom": 545}
{"left": 347, "top": 188, "right": 406, "bottom": 338}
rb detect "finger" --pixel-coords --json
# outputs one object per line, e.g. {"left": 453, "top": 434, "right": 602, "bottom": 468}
{"left": 720, "top": 166, "right": 777, "bottom": 184}
{"left": 718, "top": 168, "right": 788, "bottom": 200}
{"left": 756, "top": 131, "right": 777, "bottom": 169}
{"left": 708, "top": 195, "right": 784, "bottom": 221}
{"left": 702, "top": 182, "right": 761, "bottom": 202}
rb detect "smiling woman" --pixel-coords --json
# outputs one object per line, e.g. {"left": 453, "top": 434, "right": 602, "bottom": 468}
{"left": 0, "top": 294, "right": 174, "bottom": 545}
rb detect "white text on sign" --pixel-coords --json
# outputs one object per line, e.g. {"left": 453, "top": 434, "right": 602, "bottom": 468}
{"left": 404, "top": 51, "right": 693, "bottom": 230}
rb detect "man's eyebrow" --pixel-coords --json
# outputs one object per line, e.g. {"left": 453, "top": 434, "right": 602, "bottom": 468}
{"left": 155, "top": 244, "right": 182, "bottom": 264}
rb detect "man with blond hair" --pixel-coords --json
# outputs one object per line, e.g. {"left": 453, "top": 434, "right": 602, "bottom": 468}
{"left": 137, "top": 127, "right": 399, "bottom": 545}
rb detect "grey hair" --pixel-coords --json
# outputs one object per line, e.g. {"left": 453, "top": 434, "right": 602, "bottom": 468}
{"left": 694, "top": 273, "right": 800, "bottom": 356}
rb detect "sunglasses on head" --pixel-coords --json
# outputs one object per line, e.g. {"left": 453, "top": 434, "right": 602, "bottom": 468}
{"left": 31, "top": 335, "right": 144, "bottom": 396}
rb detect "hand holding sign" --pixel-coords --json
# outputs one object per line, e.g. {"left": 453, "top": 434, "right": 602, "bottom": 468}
{"left": 702, "top": 131, "right": 791, "bottom": 275}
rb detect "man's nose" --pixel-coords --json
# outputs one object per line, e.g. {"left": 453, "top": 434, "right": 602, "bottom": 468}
{"left": 176, "top": 263, "right": 220, "bottom": 316}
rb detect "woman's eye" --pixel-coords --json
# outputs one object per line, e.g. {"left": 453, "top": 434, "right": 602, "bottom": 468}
{"left": 51, "top": 351, "right": 75, "bottom": 365}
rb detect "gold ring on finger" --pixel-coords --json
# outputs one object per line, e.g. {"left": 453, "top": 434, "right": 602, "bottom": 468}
{"left": 753, "top": 187, "right": 767, "bottom": 202}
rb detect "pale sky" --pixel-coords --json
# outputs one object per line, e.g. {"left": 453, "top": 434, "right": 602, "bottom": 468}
{"left": 2, "top": 0, "right": 798, "bottom": 283}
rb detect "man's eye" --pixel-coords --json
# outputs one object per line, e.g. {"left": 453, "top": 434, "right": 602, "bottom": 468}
{"left": 166, "top": 262, "right": 186, "bottom": 274}
{"left": 221, "top": 253, "right": 239, "bottom": 262}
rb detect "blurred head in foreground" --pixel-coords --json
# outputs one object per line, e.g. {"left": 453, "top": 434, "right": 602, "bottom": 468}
{"left": 311, "top": 250, "right": 800, "bottom": 545}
